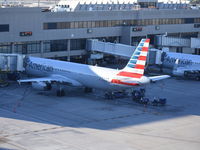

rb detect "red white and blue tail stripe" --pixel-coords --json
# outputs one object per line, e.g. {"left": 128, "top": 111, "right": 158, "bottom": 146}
{"left": 117, "top": 38, "right": 150, "bottom": 79}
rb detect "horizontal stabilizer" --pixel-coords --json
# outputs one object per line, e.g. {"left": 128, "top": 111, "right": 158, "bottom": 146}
{"left": 149, "top": 75, "right": 170, "bottom": 82}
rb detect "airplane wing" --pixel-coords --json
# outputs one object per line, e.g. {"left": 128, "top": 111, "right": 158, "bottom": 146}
{"left": 149, "top": 75, "right": 170, "bottom": 82}
{"left": 18, "top": 74, "right": 83, "bottom": 87}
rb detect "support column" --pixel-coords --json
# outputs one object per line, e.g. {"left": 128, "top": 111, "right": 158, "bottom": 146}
{"left": 121, "top": 26, "right": 131, "bottom": 45}
{"left": 67, "top": 39, "right": 71, "bottom": 61}
{"left": 11, "top": 42, "right": 15, "bottom": 54}
{"left": 40, "top": 41, "right": 44, "bottom": 57}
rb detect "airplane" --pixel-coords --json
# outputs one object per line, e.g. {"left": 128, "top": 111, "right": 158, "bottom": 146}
{"left": 18, "top": 39, "right": 170, "bottom": 96}
{"left": 162, "top": 52, "right": 200, "bottom": 77}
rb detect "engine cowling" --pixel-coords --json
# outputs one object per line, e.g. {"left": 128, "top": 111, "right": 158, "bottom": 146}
{"left": 32, "top": 82, "right": 52, "bottom": 91}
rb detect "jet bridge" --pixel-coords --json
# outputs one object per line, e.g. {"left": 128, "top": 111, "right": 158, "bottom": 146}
{"left": 87, "top": 39, "right": 134, "bottom": 58}
{"left": 86, "top": 39, "right": 162, "bottom": 65}
{"left": 0, "top": 54, "right": 24, "bottom": 72}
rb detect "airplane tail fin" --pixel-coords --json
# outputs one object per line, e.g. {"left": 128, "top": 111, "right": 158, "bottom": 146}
{"left": 117, "top": 39, "right": 150, "bottom": 79}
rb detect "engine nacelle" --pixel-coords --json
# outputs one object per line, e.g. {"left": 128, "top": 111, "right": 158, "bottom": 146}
{"left": 32, "top": 82, "right": 52, "bottom": 91}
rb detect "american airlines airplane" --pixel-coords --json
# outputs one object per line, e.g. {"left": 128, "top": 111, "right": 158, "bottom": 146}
{"left": 18, "top": 39, "right": 170, "bottom": 96}
{"left": 162, "top": 52, "right": 200, "bottom": 76}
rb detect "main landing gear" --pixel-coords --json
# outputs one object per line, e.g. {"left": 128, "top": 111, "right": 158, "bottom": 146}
{"left": 56, "top": 87, "right": 65, "bottom": 97}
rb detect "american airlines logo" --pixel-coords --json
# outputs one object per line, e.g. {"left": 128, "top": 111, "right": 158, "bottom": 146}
{"left": 164, "top": 56, "right": 192, "bottom": 65}
{"left": 25, "top": 57, "right": 53, "bottom": 72}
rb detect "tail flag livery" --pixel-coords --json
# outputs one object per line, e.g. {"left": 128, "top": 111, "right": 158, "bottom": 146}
{"left": 117, "top": 39, "right": 150, "bottom": 79}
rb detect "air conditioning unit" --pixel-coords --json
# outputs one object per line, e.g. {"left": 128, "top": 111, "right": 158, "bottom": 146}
{"left": 87, "top": 29, "right": 93, "bottom": 33}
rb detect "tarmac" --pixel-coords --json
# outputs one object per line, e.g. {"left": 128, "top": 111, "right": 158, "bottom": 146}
{"left": 0, "top": 78, "right": 200, "bottom": 150}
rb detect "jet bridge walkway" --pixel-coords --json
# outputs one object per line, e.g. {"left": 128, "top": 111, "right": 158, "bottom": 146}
{"left": 86, "top": 39, "right": 134, "bottom": 58}
{"left": 0, "top": 54, "right": 24, "bottom": 72}
{"left": 86, "top": 39, "right": 162, "bottom": 65}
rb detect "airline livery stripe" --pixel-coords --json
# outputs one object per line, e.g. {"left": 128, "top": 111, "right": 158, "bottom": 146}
{"left": 138, "top": 56, "right": 146, "bottom": 61}
{"left": 135, "top": 64, "right": 145, "bottom": 69}
{"left": 123, "top": 68, "right": 144, "bottom": 74}
{"left": 142, "top": 39, "right": 146, "bottom": 42}
{"left": 140, "top": 51, "right": 148, "bottom": 56}
{"left": 127, "top": 64, "right": 135, "bottom": 68}
{"left": 142, "top": 47, "right": 148, "bottom": 52}
{"left": 137, "top": 47, "right": 142, "bottom": 51}
{"left": 145, "top": 39, "right": 150, "bottom": 43}
{"left": 143, "top": 42, "right": 149, "bottom": 47}
{"left": 117, "top": 71, "right": 143, "bottom": 78}
{"left": 139, "top": 43, "right": 144, "bottom": 47}
{"left": 136, "top": 60, "right": 146, "bottom": 66}
{"left": 111, "top": 79, "right": 139, "bottom": 86}
{"left": 129, "top": 60, "right": 137, "bottom": 64}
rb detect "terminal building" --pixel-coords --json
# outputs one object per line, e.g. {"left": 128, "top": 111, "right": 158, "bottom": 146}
{"left": 0, "top": 0, "right": 200, "bottom": 61}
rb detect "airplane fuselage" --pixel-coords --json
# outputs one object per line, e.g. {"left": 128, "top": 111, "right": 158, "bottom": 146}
{"left": 25, "top": 57, "right": 149, "bottom": 91}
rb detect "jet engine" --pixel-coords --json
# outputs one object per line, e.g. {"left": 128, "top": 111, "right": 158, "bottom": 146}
{"left": 32, "top": 82, "right": 52, "bottom": 91}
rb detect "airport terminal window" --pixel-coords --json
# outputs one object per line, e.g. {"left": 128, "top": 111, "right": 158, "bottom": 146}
{"left": 194, "top": 18, "right": 200, "bottom": 23}
{"left": 43, "top": 18, "right": 198, "bottom": 30}
{"left": 78, "top": 22, "right": 84, "bottom": 28}
{"left": 194, "top": 24, "right": 200, "bottom": 28}
{"left": 65, "top": 22, "right": 70, "bottom": 29}
{"left": 57, "top": 22, "right": 70, "bottom": 29}
{"left": 103, "top": 21, "right": 108, "bottom": 27}
{"left": 176, "top": 47, "right": 183, "bottom": 53}
{"left": 83, "top": 21, "right": 88, "bottom": 28}
{"left": 137, "top": 20, "right": 142, "bottom": 26}
{"left": 14, "top": 42, "right": 41, "bottom": 54}
{"left": 14, "top": 44, "right": 22, "bottom": 53}
{"left": 99, "top": 21, "right": 104, "bottom": 27}
{"left": 50, "top": 39, "right": 68, "bottom": 52}
{"left": 27, "top": 42, "right": 41, "bottom": 53}
{"left": 195, "top": 49, "right": 200, "bottom": 55}
{"left": 44, "top": 41, "right": 51, "bottom": 52}
{"left": 184, "top": 18, "right": 194, "bottom": 24}
{"left": 44, "top": 23, "right": 57, "bottom": 29}
{"left": 142, "top": 19, "right": 150, "bottom": 25}
{"left": 70, "top": 39, "right": 86, "bottom": 50}
{"left": 95, "top": 21, "right": 100, "bottom": 28}
{"left": 70, "top": 22, "right": 75, "bottom": 28}
{"left": 107, "top": 21, "right": 112, "bottom": 27}
{"left": 0, "top": 44, "right": 11, "bottom": 53}
{"left": 0, "top": 24, "right": 9, "bottom": 32}
{"left": 91, "top": 21, "right": 95, "bottom": 28}
{"left": 43, "top": 23, "right": 48, "bottom": 29}
{"left": 163, "top": 19, "right": 168, "bottom": 24}
{"left": 126, "top": 20, "right": 132, "bottom": 26}
{"left": 87, "top": 21, "right": 92, "bottom": 28}
{"left": 74, "top": 22, "right": 79, "bottom": 28}
{"left": 57, "top": 22, "right": 64, "bottom": 29}
{"left": 111, "top": 20, "right": 118, "bottom": 26}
